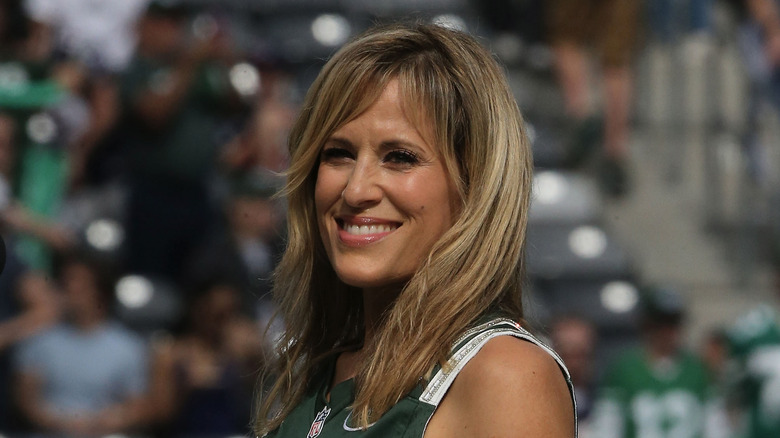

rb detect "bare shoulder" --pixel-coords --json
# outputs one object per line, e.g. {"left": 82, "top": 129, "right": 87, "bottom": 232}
{"left": 425, "top": 335, "right": 574, "bottom": 438}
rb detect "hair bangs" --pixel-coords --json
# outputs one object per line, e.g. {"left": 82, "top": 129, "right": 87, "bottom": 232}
{"left": 396, "top": 62, "right": 467, "bottom": 202}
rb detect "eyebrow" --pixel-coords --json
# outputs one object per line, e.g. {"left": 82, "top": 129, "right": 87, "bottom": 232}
{"left": 323, "top": 137, "right": 352, "bottom": 148}
{"left": 379, "top": 139, "right": 426, "bottom": 152}
{"left": 326, "top": 136, "right": 428, "bottom": 154}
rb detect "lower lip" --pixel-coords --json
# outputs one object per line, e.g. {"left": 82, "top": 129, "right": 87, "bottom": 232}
{"left": 337, "top": 227, "right": 395, "bottom": 246}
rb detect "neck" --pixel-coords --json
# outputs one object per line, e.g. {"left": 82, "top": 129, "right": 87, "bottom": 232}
{"left": 646, "top": 342, "right": 678, "bottom": 361}
{"left": 72, "top": 310, "right": 104, "bottom": 331}
{"left": 232, "top": 225, "right": 259, "bottom": 241}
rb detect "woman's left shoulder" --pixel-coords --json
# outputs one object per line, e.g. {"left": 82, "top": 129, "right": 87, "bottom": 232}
{"left": 427, "top": 335, "right": 575, "bottom": 437}
{"left": 471, "top": 335, "right": 570, "bottom": 395}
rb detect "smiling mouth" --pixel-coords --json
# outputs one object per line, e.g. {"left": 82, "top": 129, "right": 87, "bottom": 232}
{"left": 336, "top": 219, "right": 400, "bottom": 243}
{"left": 340, "top": 222, "right": 399, "bottom": 235}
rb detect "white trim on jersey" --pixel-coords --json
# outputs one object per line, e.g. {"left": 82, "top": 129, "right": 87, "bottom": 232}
{"left": 420, "top": 327, "right": 525, "bottom": 405}
{"left": 418, "top": 318, "right": 578, "bottom": 437}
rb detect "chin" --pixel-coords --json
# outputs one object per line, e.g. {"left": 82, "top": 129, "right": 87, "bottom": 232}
{"left": 334, "top": 267, "right": 408, "bottom": 291}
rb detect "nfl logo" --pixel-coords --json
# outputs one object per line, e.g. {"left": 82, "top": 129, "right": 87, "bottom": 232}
{"left": 307, "top": 406, "right": 331, "bottom": 438}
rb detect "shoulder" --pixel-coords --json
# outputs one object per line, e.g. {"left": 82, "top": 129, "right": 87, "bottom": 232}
{"left": 14, "top": 325, "right": 68, "bottom": 369}
{"left": 729, "top": 305, "right": 780, "bottom": 350}
{"left": 457, "top": 334, "right": 564, "bottom": 378}
{"left": 15, "top": 324, "right": 52, "bottom": 347}
{"left": 19, "top": 324, "right": 67, "bottom": 350}
{"left": 461, "top": 336, "right": 572, "bottom": 404}
{"left": 427, "top": 335, "right": 575, "bottom": 438}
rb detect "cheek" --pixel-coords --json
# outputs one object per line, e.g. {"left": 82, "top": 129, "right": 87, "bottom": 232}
{"left": 410, "top": 175, "right": 457, "bottom": 227}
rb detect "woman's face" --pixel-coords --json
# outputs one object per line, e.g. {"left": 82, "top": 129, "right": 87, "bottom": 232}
{"left": 315, "top": 79, "right": 459, "bottom": 291}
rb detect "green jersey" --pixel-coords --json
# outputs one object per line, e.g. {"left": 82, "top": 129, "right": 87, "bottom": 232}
{"left": 264, "top": 317, "right": 577, "bottom": 437}
{"left": 727, "top": 305, "right": 780, "bottom": 438}
{"left": 592, "top": 347, "right": 711, "bottom": 438}
{"left": 0, "top": 56, "right": 68, "bottom": 272}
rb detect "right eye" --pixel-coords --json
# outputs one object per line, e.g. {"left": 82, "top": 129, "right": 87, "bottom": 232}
{"left": 320, "top": 147, "right": 353, "bottom": 162}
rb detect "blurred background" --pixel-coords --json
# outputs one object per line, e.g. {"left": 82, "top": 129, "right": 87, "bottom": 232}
{"left": 0, "top": 0, "right": 779, "bottom": 437}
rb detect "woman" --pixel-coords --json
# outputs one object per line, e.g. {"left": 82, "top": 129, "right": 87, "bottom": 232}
{"left": 255, "top": 23, "right": 576, "bottom": 437}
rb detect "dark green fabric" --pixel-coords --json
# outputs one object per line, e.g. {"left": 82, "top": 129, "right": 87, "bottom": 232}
{"left": 14, "top": 144, "right": 68, "bottom": 272}
{"left": 265, "top": 375, "right": 434, "bottom": 438}
{"left": 0, "top": 57, "right": 67, "bottom": 272}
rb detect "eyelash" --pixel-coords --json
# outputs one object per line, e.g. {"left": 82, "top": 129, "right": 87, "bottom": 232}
{"left": 384, "top": 149, "right": 419, "bottom": 165}
{"left": 320, "top": 147, "right": 420, "bottom": 166}
{"left": 320, "top": 148, "right": 352, "bottom": 161}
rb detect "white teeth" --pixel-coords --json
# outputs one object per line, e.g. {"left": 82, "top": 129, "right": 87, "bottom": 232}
{"left": 343, "top": 223, "right": 397, "bottom": 235}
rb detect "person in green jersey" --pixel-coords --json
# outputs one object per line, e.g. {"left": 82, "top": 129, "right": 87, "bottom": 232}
{"left": 253, "top": 23, "right": 577, "bottom": 438}
{"left": 0, "top": 0, "right": 82, "bottom": 272}
{"left": 120, "top": 1, "right": 239, "bottom": 282}
{"left": 727, "top": 304, "right": 780, "bottom": 438}
{"left": 591, "top": 285, "right": 713, "bottom": 438}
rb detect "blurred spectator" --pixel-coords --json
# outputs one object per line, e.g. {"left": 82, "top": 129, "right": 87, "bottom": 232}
{"left": 183, "top": 170, "right": 284, "bottom": 320}
{"left": 0, "top": 132, "right": 75, "bottom": 431}
{"left": 147, "top": 278, "right": 264, "bottom": 437}
{"left": 120, "top": 0, "right": 242, "bottom": 284}
{"left": 726, "top": 304, "right": 780, "bottom": 438}
{"left": 0, "top": 105, "right": 81, "bottom": 270}
{"left": 0, "top": 35, "right": 69, "bottom": 421}
{"left": 220, "top": 65, "right": 294, "bottom": 175}
{"left": 701, "top": 327, "right": 730, "bottom": 385}
{"left": 0, "top": 264, "right": 59, "bottom": 430}
{"left": 699, "top": 327, "right": 734, "bottom": 438}
{"left": 545, "top": 0, "right": 642, "bottom": 196}
{"left": 0, "top": 114, "right": 75, "bottom": 253}
{"left": 22, "top": 0, "right": 149, "bottom": 188}
{"left": 590, "top": 284, "right": 713, "bottom": 438}
{"left": 729, "top": 0, "right": 780, "bottom": 91}
{"left": 0, "top": 0, "right": 83, "bottom": 272}
{"left": 13, "top": 252, "right": 148, "bottom": 436}
{"left": 549, "top": 315, "right": 598, "bottom": 437}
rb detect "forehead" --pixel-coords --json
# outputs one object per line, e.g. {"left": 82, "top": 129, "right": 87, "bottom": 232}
{"left": 333, "top": 79, "right": 437, "bottom": 147}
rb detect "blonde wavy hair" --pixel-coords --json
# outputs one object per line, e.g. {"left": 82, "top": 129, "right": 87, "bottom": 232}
{"left": 254, "top": 22, "right": 533, "bottom": 434}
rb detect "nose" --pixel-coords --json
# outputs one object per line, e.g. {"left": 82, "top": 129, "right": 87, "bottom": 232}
{"left": 342, "top": 159, "right": 382, "bottom": 208}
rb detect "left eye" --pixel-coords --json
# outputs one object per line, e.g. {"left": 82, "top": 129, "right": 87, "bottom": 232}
{"left": 384, "top": 150, "right": 419, "bottom": 165}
